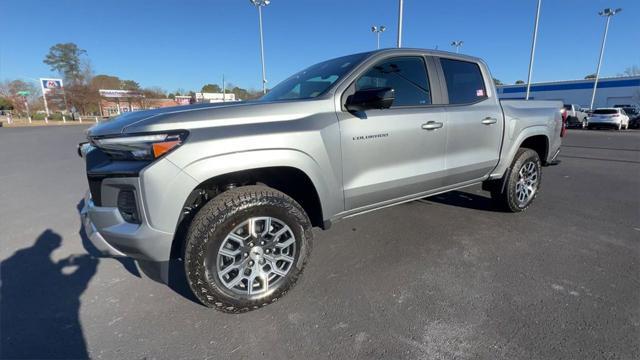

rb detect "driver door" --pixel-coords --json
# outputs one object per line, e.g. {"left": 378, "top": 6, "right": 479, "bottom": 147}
{"left": 337, "top": 56, "right": 448, "bottom": 210}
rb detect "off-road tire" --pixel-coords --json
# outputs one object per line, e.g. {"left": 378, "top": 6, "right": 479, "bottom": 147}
{"left": 184, "top": 185, "right": 313, "bottom": 313}
{"left": 491, "top": 148, "right": 542, "bottom": 212}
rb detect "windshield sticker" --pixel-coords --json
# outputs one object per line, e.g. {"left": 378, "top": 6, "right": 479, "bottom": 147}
{"left": 476, "top": 89, "right": 485, "bottom": 97}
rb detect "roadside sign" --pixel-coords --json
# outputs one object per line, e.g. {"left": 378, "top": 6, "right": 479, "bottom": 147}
{"left": 40, "top": 78, "right": 63, "bottom": 94}
{"left": 98, "top": 89, "right": 145, "bottom": 98}
{"left": 17, "top": 91, "right": 31, "bottom": 97}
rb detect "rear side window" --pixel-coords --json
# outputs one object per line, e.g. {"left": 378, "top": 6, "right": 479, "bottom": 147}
{"left": 356, "top": 57, "right": 431, "bottom": 107}
{"left": 593, "top": 109, "right": 617, "bottom": 114}
{"left": 440, "top": 58, "right": 487, "bottom": 104}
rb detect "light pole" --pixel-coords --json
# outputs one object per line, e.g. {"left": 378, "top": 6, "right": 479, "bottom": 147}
{"left": 397, "top": 0, "right": 404, "bottom": 48}
{"left": 250, "top": 0, "right": 270, "bottom": 94}
{"left": 590, "top": 7, "right": 622, "bottom": 110}
{"left": 525, "top": 0, "right": 542, "bottom": 100}
{"left": 450, "top": 40, "right": 463, "bottom": 53}
{"left": 371, "top": 25, "right": 387, "bottom": 49}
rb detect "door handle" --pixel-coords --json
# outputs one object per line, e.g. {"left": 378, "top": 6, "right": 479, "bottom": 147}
{"left": 422, "top": 121, "right": 443, "bottom": 130}
{"left": 481, "top": 117, "right": 498, "bottom": 125}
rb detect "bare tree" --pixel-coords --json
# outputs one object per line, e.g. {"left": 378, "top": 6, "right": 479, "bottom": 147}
{"left": 618, "top": 65, "right": 640, "bottom": 77}
{"left": 0, "top": 80, "right": 40, "bottom": 116}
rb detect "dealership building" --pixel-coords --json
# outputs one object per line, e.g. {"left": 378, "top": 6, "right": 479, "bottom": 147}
{"left": 497, "top": 76, "right": 640, "bottom": 108}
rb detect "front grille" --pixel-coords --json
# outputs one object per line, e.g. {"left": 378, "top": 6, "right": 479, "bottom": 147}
{"left": 88, "top": 177, "right": 103, "bottom": 206}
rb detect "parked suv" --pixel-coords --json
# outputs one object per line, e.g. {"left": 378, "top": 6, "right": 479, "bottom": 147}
{"left": 80, "top": 49, "right": 563, "bottom": 312}
{"left": 588, "top": 108, "right": 630, "bottom": 130}
{"left": 618, "top": 106, "right": 640, "bottom": 129}
{"left": 563, "top": 104, "right": 588, "bottom": 129}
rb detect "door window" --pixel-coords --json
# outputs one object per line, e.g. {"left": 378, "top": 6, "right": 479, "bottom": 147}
{"left": 355, "top": 57, "right": 431, "bottom": 107}
{"left": 440, "top": 58, "right": 488, "bottom": 104}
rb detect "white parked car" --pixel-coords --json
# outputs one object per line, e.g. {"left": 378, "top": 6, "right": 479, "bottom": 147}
{"left": 587, "top": 108, "right": 630, "bottom": 130}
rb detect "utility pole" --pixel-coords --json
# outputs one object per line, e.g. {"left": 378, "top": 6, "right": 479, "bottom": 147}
{"left": 250, "top": 0, "right": 270, "bottom": 94}
{"left": 397, "top": 0, "right": 404, "bottom": 48}
{"left": 590, "top": 8, "right": 622, "bottom": 110}
{"left": 525, "top": 0, "right": 542, "bottom": 100}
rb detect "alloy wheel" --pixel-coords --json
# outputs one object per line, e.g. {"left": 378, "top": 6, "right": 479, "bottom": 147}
{"left": 515, "top": 161, "right": 538, "bottom": 207}
{"left": 215, "top": 217, "right": 296, "bottom": 297}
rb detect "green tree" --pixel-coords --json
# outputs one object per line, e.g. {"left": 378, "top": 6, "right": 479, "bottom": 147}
{"left": 0, "top": 97, "right": 13, "bottom": 110}
{"left": 585, "top": 74, "right": 596, "bottom": 79}
{"left": 515, "top": 80, "right": 525, "bottom": 84}
{"left": 43, "top": 43, "right": 87, "bottom": 84}
{"left": 201, "top": 84, "right": 222, "bottom": 93}
{"left": 493, "top": 78, "right": 503, "bottom": 86}
{"left": 121, "top": 80, "right": 140, "bottom": 91}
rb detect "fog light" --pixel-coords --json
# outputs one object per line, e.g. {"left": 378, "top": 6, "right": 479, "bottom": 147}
{"left": 117, "top": 190, "right": 140, "bottom": 224}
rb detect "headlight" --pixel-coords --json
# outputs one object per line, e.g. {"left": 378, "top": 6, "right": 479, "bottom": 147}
{"left": 91, "top": 131, "right": 188, "bottom": 160}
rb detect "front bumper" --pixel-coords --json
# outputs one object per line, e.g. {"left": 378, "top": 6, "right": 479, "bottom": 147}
{"left": 81, "top": 190, "right": 174, "bottom": 261}
{"left": 81, "top": 191, "right": 127, "bottom": 257}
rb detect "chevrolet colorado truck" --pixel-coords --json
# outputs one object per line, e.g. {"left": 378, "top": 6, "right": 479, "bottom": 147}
{"left": 79, "top": 49, "right": 563, "bottom": 312}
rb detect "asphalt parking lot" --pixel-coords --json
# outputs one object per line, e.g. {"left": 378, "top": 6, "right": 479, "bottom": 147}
{"left": 1, "top": 125, "right": 638, "bottom": 359}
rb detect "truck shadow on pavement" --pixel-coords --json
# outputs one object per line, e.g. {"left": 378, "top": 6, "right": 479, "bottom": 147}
{"left": 424, "top": 190, "right": 507, "bottom": 212}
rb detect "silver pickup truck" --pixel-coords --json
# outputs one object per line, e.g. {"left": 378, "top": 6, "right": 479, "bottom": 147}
{"left": 80, "top": 49, "right": 563, "bottom": 312}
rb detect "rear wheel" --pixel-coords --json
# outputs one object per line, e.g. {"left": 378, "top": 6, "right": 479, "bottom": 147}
{"left": 491, "top": 148, "right": 542, "bottom": 212}
{"left": 184, "top": 185, "right": 313, "bottom": 313}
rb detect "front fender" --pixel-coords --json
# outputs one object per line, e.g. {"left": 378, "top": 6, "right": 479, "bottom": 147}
{"left": 181, "top": 149, "right": 343, "bottom": 222}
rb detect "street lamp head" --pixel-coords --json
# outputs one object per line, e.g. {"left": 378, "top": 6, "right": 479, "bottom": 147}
{"left": 599, "top": 7, "right": 622, "bottom": 16}
{"left": 371, "top": 25, "right": 386, "bottom": 33}
{"left": 250, "top": 0, "right": 270, "bottom": 7}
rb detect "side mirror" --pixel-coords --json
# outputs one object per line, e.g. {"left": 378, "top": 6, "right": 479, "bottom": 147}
{"left": 345, "top": 87, "right": 395, "bottom": 112}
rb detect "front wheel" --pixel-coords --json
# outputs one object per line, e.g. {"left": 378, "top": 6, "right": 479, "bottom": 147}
{"left": 184, "top": 185, "right": 313, "bottom": 313}
{"left": 491, "top": 148, "right": 542, "bottom": 212}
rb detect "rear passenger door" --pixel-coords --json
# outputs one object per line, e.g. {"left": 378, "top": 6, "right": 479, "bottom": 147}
{"left": 437, "top": 57, "right": 504, "bottom": 186}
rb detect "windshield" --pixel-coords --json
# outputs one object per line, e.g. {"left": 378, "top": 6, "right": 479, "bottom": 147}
{"left": 260, "top": 52, "right": 370, "bottom": 102}
{"left": 593, "top": 109, "right": 618, "bottom": 115}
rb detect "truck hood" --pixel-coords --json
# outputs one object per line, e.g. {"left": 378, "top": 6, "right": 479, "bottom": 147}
{"left": 87, "top": 99, "right": 330, "bottom": 137}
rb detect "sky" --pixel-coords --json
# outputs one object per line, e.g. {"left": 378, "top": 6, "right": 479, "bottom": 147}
{"left": 1, "top": 0, "right": 639, "bottom": 93}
